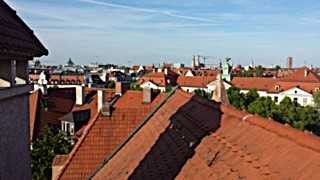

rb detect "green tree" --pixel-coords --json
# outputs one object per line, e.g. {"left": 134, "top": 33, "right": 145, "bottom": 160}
{"left": 243, "top": 89, "right": 259, "bottom": 109}
{"left": 107, "top": 80, "right": 115, "bottom": 88}
{"left": 248, "top": 96, "right": 278, "bottom": 118}
{"left": 31, "top": 128, "right": 72, "bottom": 180}
{"left": 255, "top": 65, "right": 264, "bottom": 77}
{"left": 275, "top": 65, "right": 281, "bottom": 71}
{"left": 313, "top": 91, "right": 320, "bottom": 109}
{"left": 227, "top": 87, "right": 246, "bottom": 109}
{"left": 194, "top": 89, "right": 211, "bottom": 99}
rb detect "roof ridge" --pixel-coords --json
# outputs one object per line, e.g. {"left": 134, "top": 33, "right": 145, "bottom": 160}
{"left": 56, "top": 111, "right": 101, "bottom": 179}
{"left": 89, "top": 87, "right": 179, "bottom": 179}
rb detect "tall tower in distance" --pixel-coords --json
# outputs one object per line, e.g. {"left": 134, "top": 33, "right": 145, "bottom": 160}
{"left": 287, "top": 57, "right": 293, "bottom": 69}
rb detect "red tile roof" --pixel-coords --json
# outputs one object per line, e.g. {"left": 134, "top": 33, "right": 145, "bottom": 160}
{"left": 280, "top": 68, "right": 320, "bottom": 82}
{"left": 92, "top": 90, "right": 320, "bottom": 180}
{"left": 232, "top": 68, "right": 320, "bottom": 94}
{"left": 177, "top": 76, "right": 216, "bottom": 88}
{"left": 57, "top": 91, "right": 167, "bottom": 179}
{"left": 0, "top": 1, "right": 48, "bottom": 58}
{"left": 231, "top": 77, "right": 278, "bottom": 91}
{"left": 139, "top": 72, "right": 167, "bottom": 87}
{"left": 53, "top": 155, "right": 69, "bottom": 167}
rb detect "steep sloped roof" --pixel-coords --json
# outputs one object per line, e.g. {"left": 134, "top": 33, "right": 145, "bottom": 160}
{"left": 92, "top": 90, "right": 320, "bottom": 180}
{"left": 57, "top": 91, "right": 167, "bottom": 179}
{"left": 0, "top": 0, "right": 48, "bottom": 58}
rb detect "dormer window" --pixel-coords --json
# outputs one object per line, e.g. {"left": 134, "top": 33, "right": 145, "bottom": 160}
{"left": 275, "top": 85, "right": 280, "bottom": 91}
{"left": 315, "top": 87, "right": 320, "bottom": 92}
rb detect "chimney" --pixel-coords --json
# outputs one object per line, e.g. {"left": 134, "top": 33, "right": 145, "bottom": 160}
{"left": 115, "top": 81, "right": 130, "bottom": 95}
{"left": 304, "top": 69, "right": 308, "bottom": 77}
{"left": 211, "top": 73, "right": 229, "bottom": 104}
{"left": 143, "top": 88, "right": 152, "bottom": 104}
{"left": 101, "top": 102, "right": 111, "bottom": 116}
{"left": 75, "top": 86, "right": 84, "bottom": 105}
{"left": 97, "top": 90, "right": 104, "bottom": 111}
{"left": 164, "top": 68, "right": 168, "bottom": 75}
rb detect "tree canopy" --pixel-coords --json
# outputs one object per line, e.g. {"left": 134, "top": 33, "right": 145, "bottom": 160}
{"left": 31, "top": 128, "right": 72, "bottom": 180}
{"left": 227, "top": 87, "right": 320, "bottom": 136}
{"left": 313, "top": 91, "right": 320, "bottom": 109}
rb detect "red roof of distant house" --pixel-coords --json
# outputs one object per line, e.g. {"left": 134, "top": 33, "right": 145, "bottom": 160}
{"left": 231, "top": 77, "right": 278, "bottom": 91}
{"left": 177, "top": 76, "right": 216, "bottom": 88}
{"left": 91, "top": 90, "right": 320, "bottom": 180}
{"left": 139, "top": 72, "right": 167, "bottom": 87}
{"left": 280, "top": 68, "right": 320, "bottom": 82}
{"left": 232, "top": 68, "right": 320, "bottom": 94}
{"left": 57, "top": 91, "right": 167, "bottom": 179}
{"left": 0, "top": 1, "right": 48, "bottom": 58}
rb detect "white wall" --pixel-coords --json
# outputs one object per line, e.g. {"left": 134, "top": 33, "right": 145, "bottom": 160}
{"left": 140, "top": 81, "right": 166, "bottom": 92}
{"left": 240, "top": 87, "right": 314, "bottom": 106}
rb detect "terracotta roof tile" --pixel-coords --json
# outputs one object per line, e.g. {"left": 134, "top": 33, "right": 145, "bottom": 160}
{"left": 53, "top": 155, "right": 69, "bottom": 167}
{"left": 232, "top": 70, "right": 320, "bottom": 94}
{"left": 93, "top": 89, "right": 320, "bottom": 180}
{"left": 231, "top": 77, "right": 278, "bottom": 91}
{"left": 57, "top": 91, "right": 167, "bottom": 179}
{"left": 177, "top": 76, "right": 216, "bottom": 88}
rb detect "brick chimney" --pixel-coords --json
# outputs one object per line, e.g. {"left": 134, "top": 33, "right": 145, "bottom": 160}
{"left": 115, "top": 81, "right": 130, "bottom": 96}
{"left": 101, "top": 102, "right": 111, "bottom": 116}
{"left": 143, "top": 88, "right": 152, "bottom": 104}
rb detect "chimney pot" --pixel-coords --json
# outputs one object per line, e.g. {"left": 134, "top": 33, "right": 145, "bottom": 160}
{"left": 115, "top": 81, "right": 130, "bottom": 96}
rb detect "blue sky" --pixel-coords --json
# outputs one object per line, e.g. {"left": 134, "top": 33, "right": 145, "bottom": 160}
{"left": 6, "top": 0, "right": 320, "bottom": 67}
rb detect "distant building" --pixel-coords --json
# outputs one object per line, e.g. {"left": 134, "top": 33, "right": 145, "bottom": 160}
{"left": 231, "top": 68, "right": 320, "bottom": 106}
{"left": 0, "top": 1, "right": 48, "bottom": 179}
{"left": 287, "top": 57, "right": 293, "bottom": 69}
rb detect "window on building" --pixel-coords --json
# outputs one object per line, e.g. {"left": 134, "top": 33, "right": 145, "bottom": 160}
{"left": 275, "top": 85, "right": 280, "bottom": 91}
{"left": 293, "top": 97, "right": 298, "bottom": 105}
{"left": 274, "top": 96, "right": 278, "bottom": 103}
{"left": 303, "top": 98, "right": 308, "bottom": 105}
{"left": 294, "top": 90, "right": 297, "bottom": 94}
